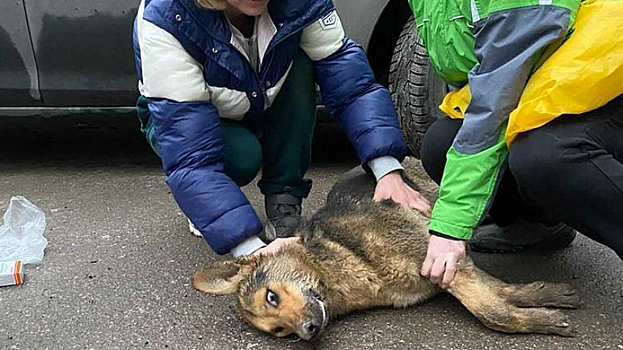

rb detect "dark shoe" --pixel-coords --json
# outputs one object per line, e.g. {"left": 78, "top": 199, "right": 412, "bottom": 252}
{"left": 470, "top": 219, "right": 577, "bottom": 253}
{"left": 262, "top": 193, "right": 302, "bottom": 242}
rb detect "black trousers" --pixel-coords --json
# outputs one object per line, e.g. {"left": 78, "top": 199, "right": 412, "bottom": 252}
{"left": 420, "top": 97, "right": 623, "bottom": 259}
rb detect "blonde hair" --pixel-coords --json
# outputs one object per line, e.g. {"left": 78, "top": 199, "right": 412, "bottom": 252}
{"left": 195, "top": 0, "right": 228, "bottom": 10}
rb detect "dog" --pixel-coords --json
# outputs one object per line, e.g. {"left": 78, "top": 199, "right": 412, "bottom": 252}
{"left": 192, "top": 158, "right": 580, "bottom": 340}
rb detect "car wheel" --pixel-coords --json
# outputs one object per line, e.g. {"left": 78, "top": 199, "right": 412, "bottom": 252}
{"left": 389, "top": 16, "right": 448, "bottom": 158}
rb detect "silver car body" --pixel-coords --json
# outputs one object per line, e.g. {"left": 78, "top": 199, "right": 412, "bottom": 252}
{"left": 0, "top": 0, "right": 408, "bottom": 110}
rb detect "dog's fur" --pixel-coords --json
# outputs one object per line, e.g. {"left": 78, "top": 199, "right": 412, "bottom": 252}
{"left": 192, "top": 159, "right": 580, "bottom": 340}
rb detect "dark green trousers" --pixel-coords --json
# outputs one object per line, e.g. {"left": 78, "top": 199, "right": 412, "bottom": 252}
{"left": 137, "top": 50, "right": 317, "bottom": 199}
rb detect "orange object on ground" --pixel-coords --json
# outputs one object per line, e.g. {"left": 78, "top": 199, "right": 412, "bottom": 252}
{"left": 0, "top": 260, "right": 24, "bottom": 287}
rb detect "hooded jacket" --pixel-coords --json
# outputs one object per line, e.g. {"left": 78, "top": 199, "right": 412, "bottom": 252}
{"left": 409, "top": 0, "right": 582, "bottom": 240}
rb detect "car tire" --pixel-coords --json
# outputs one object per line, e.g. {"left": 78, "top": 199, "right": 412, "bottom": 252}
{"left": 389, "top": 16, "right": 448, "bottom": 158}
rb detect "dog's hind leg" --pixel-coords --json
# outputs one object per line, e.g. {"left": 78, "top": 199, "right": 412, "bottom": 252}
{"left": 446, "top": 261, "right": 576, "bottom": 337}
{"left": 498, "top": 281, "right": 581, "bottom": 309}
{"left": 455, "top": 264, "right": 581, "bottom": 309}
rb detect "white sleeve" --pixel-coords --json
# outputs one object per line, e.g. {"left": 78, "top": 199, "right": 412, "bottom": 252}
{"left": 368, "top": 156, "right": 404, "bottom": 181}
{"left": 230, "top": 236, "right": 267, "bottom": 257}
{"left": 137, "top": 18, "right": 210, "bottom": 102}
{"left": 300, "top": 10, "right": 346, "bottom": 61}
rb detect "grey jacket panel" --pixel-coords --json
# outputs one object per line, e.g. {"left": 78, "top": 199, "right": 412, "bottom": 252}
{"left": 453, "top": 6, "right": 571, "bottom": 155}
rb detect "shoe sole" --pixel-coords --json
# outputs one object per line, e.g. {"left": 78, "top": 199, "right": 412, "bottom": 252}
{"left": 470, "top": 231, "right": 577, "bottom": 254}
{"left": 188, "top": 219, "right": 203, "bottom": 238}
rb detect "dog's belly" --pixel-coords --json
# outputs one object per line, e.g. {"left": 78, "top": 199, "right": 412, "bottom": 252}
{"left": 385, "top": 281, "right": 439, "bottom": 308}
{"left": 374, "top": 259, "right": 440, "bottom": 308}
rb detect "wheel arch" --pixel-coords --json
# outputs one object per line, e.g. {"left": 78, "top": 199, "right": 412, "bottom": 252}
{"left": 366, "top": 0, "right": 412, "bottom": 86}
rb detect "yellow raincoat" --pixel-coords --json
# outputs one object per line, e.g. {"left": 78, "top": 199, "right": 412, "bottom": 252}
{"left": 439, "top": 0, "right": 623, "bottom": 146}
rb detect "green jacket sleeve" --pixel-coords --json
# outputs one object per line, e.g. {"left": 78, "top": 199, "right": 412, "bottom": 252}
{"left": 424, "top": 5, "right": 573, "bottom": 240}
{"left": 429, "top": 127, "right": 508, "bottom": 240}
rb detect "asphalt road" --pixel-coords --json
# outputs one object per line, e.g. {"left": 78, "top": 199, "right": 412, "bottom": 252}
{"left": 0, "top": 114, "right": 621, "bottom": 350}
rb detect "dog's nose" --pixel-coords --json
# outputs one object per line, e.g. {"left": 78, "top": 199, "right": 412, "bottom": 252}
{"left": 302, "top": 321, "right": 320, "bottom": 339}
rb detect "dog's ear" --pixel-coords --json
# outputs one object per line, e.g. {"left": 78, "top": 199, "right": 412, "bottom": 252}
{"left": 192, "top": 260, "right": 252, "bottom": 295}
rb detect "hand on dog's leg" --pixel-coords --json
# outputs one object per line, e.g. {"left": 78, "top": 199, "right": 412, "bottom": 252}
{"left": 420, "top": 235, "right": 466, "bottom": 289}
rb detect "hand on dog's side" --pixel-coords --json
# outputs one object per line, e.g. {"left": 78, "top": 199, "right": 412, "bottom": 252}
{"left": 373, "top": 171, "right": 432, "bottom": 217}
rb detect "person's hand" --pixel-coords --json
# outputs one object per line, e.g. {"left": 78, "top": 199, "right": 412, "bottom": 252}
{"left": 252, "top": 237, "right": 300, "bottom": 256}
{"left": 420, "top": 235, "right": 466, "bottom": 289}
{"left": 373, "top": 171, "right": 432, "bottom": 217}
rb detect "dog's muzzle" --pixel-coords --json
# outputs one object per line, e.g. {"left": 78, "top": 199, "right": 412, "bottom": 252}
{"left": 299, "top": 294, "right": 328, "bottom": 341}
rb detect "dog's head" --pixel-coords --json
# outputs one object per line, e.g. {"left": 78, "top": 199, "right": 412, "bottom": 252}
{"left": 192, "top": 249, "right": 329, "bottom": 340}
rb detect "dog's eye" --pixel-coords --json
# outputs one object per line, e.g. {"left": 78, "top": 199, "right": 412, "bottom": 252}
{"left": 273, "top": 326, "right": 284, "bottom": 334}
{"left": 266, "top": 289, "right": 279, "bottom": 307}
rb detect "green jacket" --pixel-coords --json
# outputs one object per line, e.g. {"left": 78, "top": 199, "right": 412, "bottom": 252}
{"left": 409, "top": 0, "right": 581, "bottom": 241}
{"left": 409, "top": 0, "right": 580, "bottom": 87}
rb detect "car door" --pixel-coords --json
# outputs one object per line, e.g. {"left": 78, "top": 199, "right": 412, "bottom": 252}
{"left": 24, "top": 0, "right": 139, "bottom": 107}
{"left": 0, "top": 0, "right": 41, "bottom": 107}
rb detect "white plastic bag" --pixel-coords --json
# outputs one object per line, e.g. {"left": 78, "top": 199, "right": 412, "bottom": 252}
{"left": 0, "top": 196, "right": 48, "bottom": 264}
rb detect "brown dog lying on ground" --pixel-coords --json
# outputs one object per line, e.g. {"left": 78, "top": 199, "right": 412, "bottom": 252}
{"left": 192, "top": 159, "right": 580, "bottom": 340}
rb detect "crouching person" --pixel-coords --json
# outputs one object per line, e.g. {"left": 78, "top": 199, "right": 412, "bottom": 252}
{"left": 413, "top": 0, "right": 623, "bottom": 288}
{"left": 132, "top": 0, "right": 431, "bottom": 256}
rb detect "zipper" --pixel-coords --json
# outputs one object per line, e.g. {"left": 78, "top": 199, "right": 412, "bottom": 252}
{"left": 179, "top": 0, "right": 333, "bottom": 106}
{"left": 178, "top": 4, "right": 268, "bottom": 110}
{"left": 259, "top": 8, "right": 332, "bottom": 82}
{"left": 179, "top": 2, "right": 252, "bottom": 80}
